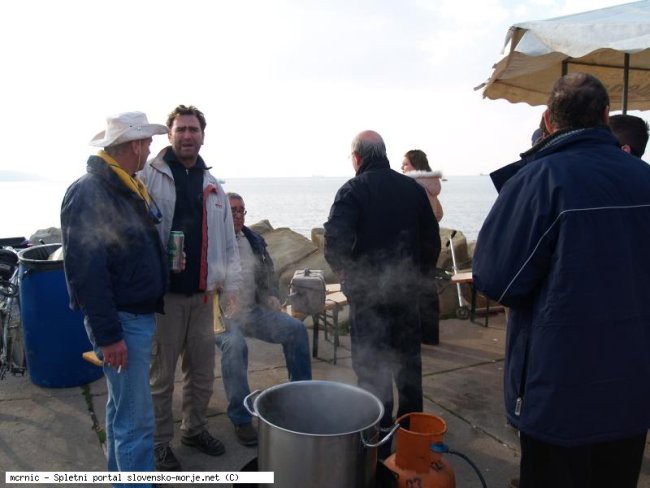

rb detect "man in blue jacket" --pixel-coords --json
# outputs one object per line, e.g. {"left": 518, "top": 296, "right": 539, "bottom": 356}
{"left": 61, "top": 112, "right": 169, "bottom": 486}
{"left": 473, "top": 73, "right": 650, "bottom": 487}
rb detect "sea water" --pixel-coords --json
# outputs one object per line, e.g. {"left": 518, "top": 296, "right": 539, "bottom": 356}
{"left": 0, "top": 176, "right": 497, "bottom": 242}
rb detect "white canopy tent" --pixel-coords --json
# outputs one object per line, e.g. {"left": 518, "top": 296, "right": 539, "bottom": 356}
{"left": 477, "top": 1, "right": 650, "bottom": 113}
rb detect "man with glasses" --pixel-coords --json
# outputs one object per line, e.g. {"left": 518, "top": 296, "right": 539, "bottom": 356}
{"left": 139, "top": 105, "right": 241, "bottom": 471}
{"left": 61, "top": 112, "right": 169, "bottom": 485}
{"left": 213, "top": 192, "right": 312, "bottom": 445}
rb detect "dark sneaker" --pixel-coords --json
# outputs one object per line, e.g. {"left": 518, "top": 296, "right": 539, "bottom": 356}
{"left": 154, "top": 445, "right": 181, "bottom": 471}
{"left": 234, "top": 423, "right": 258, "bottom": 446}
{"left": 181, "top": 430, "right": 226, "bottom": 456}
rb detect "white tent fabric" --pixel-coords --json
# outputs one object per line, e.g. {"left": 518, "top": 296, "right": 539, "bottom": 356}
{"left": 477, "top": 1, "right": 650, "bottom": 111}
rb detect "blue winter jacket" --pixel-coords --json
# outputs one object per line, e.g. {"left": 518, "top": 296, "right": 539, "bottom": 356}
{"left": 61, "top": 156, "right": 168, "bottom": 347}
{"left": 473, "top": 127, "right": 650, "bottom": 446}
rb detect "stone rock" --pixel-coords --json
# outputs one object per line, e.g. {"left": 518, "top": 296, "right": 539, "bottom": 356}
{"left": 263, "top": 227, "right": 319, "bottom": 275}
{"left": 29, "top": 227, "right": 62, "bottom": 245}
{"left": 438, "top": 279, "right": 461, "bottom": 317}
{"left": 467, "top": 240, "right": 476, "bottom": 260}
{"left": 311, "top": 228, "right": 325, "bottom": 250}
{"left": 248, "top": 220, "right": 273, "bottom": 235}
{"left": 438, "top": 227, "right": 471, "bottom": 271}
{"left": 437, "top": 277, "right": 476, "bottom": 318}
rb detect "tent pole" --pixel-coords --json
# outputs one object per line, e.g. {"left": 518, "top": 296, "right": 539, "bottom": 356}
{"left": 623, "top": 53, "right": 630, "bottom": 114}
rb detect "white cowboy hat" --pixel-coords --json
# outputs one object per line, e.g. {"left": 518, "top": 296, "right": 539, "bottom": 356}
{"left": 90, "top": 111, "right": 168, "bottom": 147}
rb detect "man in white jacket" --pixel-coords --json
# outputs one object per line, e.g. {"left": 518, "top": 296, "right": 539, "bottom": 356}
{"left": 139, "top": 105, "right": 241, "bottom": 471}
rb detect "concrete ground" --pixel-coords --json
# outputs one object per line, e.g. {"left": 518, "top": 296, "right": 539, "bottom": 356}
{"left": 1, "top": 313, "right": 648, "bottom": 487}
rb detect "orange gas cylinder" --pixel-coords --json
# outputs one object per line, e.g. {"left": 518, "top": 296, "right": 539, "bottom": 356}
{"left": 382, "top": 412, "right": 456, "bottom": 488}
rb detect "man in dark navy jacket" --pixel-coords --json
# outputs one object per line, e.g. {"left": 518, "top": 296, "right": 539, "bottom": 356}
{"left": 474, "top": 73, "right": 650, "bottom": 487}
{"left": 324, "top": 130, "right": 440, "bottom": 446}
{"left": 62, "top": 112, "right": 168, "bottom": 485}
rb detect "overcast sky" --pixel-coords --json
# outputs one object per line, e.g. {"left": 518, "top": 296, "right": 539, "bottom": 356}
{"left": 1, "top": 0, "right": 642, "bottom": 180}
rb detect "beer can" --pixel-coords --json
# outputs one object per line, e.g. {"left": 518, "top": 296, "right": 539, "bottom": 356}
{"left": 168, "top": 231, "right": 184, "bottom": 272}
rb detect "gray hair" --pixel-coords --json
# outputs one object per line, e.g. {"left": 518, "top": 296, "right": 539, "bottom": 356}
{"left": 227, "top": 192, "right": 243, "bottom": 201}
{"left": 105, "top": 140, "right": 133, "bottom": 157}
{"left": 352, "top": 130, "right": 386, "bottom": 161}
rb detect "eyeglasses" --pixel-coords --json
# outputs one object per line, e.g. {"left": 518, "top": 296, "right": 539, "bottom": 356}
{"left": 231, "top": 208, "right": 247, "bottom": 216}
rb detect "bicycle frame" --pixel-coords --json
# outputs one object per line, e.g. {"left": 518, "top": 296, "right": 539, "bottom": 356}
{"left": 0, "top": 241, "right": 28, "bottom": 379}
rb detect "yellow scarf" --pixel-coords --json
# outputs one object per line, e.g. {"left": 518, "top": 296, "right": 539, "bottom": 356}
{"left": 97, "top": 150, "right": 151, "bottom": 204}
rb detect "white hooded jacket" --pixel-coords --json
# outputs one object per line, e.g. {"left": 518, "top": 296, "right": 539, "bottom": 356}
{"left": 405, "top": 170, "right": 444, "bottom": 222}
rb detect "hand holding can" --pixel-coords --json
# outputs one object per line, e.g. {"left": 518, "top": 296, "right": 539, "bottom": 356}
{"left": 168, "top": 231, "right": 185, "bottom": 272}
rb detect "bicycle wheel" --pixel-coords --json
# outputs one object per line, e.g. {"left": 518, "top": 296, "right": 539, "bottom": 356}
{"left": 0, "top": 311, "right": 8, "bottom": 379}
{"left": 0, "top": 279, "right": 18, "bottom": 298}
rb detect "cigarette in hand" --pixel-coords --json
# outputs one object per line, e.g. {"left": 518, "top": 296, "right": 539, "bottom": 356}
{"left": 117, "top": 365, "right": 122, "bottom": 374}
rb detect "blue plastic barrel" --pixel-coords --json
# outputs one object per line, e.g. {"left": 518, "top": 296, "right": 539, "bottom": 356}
{"left": 18, "top": 243, "right": 103, "bottom": 388}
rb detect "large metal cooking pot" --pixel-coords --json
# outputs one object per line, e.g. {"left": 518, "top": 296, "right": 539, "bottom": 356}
{"left": 244, "top": 380, "right": 397, "bottom": 488}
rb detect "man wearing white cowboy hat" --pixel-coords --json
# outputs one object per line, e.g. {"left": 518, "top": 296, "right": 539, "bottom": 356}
{"left": 61, "top": 111, "right": 169, "bottom": 486}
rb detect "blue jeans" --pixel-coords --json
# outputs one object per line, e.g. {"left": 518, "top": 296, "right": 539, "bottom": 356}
{"left": 215, "top": 305, "right": 312, "bottom": 425}
{"left": 88, "top": 312, "right": 156, "bottom": 488}
{"left": 215, "top": 325, "right": 251, "bottom": 425}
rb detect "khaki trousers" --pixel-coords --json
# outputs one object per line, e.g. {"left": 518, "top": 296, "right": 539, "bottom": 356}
{"left": 150, "top": 292, "right": 215, "bottom": 446}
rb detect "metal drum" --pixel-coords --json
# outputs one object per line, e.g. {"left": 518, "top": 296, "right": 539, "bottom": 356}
{"left": 245, "top": 380, "right": 397, "bottom": 488}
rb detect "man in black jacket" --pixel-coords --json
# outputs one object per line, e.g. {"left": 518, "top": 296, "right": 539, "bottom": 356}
{"left": 61, "top": 112, "right": 168, "bottom": 485}
{"left": 324, "top": 130, "right": 440, "bottom": 436}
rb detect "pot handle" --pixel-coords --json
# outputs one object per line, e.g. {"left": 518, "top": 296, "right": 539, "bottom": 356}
{"left": 362, "top": 423, "right": 399, "bottom": 448}
{"left": 243, "top": 390, "right": 261, "bottom": 417}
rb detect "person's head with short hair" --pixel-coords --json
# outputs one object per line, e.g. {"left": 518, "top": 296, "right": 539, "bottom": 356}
{"left": 402, "top": 149, "right": 432, "bottom": 173}
{"left": 546, "top": 73, "right": 609, "bottom": 132}
{"left": 350, "top": 130, "right": 386, "bottom": 173}
{"left": 90, "top": 111, "right": 168, "bottom": 174}
{"left": 166, "top": 105, "right": 207, "bottom": 167}
{"left": 227, "top": 192, "right": 246, "bottom": 233}
{"left": 166, "top": 105, "right": 207, "bottom": 132}
{"left": 609, "top": 114, "right": 649, "bottom": 157}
